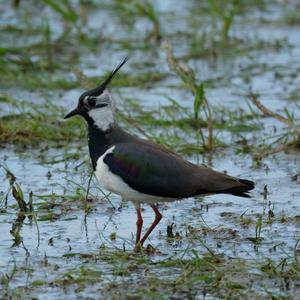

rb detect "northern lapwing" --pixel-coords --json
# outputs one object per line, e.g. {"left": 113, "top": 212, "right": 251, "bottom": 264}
{"left": 64, "top": 58, "right": 255, "bottom": 250}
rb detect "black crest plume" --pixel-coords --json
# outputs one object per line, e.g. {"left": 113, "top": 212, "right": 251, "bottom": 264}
{"left": 89, "top": 57, "right": 129, "bottom": 96}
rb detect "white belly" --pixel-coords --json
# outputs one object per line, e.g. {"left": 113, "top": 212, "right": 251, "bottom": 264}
{"left": 95, "top": 146, "right": 176, "bottom": 204}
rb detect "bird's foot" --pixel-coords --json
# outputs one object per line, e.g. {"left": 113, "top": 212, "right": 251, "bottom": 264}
{"left": 145, "top": 244, "right": 156, "bottom": 254}
{"left": 134, "top": 243, "right": 156, "bottom": 254}
{"left": 133, "top": 243, "right": 144, "bottom": 253}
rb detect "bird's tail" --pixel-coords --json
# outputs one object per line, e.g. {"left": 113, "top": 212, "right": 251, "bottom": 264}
{"left": 221, "top": 179, "right": 255, "bottom": 198}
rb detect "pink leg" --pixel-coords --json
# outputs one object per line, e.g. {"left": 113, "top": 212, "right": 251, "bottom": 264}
{"left": 135, "top": 207, "right": 143, "bottom": 244}
{"left": 140, "top": 205, "right": 162, "bottom": 246}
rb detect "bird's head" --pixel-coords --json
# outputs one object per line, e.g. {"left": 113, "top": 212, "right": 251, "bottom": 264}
{"left": 64, "top": 58, "right": 128, "bottom": 132}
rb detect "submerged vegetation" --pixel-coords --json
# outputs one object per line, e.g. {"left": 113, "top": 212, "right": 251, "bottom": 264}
{"left": 0, "top": 0, "right": 299, "bottom": 299}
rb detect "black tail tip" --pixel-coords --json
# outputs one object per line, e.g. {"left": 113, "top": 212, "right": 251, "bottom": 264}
{"left": 230, "top": 178, "right": 255, "bottom": 198}
{"left": 213, "top": 177, "right": 255, "bottom": 198}
{"left": 239, "top": 179, "right": 255, "bottom": 190}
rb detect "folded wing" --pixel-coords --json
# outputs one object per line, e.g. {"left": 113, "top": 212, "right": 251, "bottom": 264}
{"left": 103, "top": 142, "right": 254, "bottom": 198}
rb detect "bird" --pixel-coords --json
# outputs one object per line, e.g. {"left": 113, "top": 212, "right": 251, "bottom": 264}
{"left": 64, "top": 58, "right": 255, "bottom": 251}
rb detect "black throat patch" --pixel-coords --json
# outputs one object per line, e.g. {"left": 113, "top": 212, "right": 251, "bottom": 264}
{"left": 88, "top": 125, "right": 113, "bottom": 170}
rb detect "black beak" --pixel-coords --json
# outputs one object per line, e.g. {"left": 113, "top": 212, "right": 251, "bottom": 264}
{"left": 64, "top": 107, "right": 81, "bottom": 119}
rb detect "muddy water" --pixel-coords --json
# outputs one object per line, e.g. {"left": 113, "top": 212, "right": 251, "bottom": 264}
{"left": 1, "top": 147, "right": 299, "bottom": 298}
{"left": 1, "top": 149, "right": 299, "bottom": 264}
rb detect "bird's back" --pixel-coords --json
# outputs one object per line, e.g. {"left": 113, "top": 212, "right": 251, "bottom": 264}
{"left": 102, "top": 130, "right": 255, "bottom": 199}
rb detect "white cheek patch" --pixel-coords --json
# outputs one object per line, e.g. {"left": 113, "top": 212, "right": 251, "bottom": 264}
{"left": 88, "top": 106, "right": 114, "bottom": 131}
{"left": 97, "top": 92, "right": 109, "bottom": 103}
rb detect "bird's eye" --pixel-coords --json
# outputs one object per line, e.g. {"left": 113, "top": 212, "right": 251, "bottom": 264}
{"left": 88, "top": 98, "right": 96, "bottom": 107}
